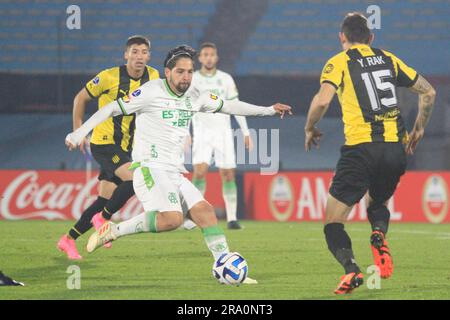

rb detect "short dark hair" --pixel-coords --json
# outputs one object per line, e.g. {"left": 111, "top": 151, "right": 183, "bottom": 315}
{"left": 341, "top": 12, "right": 371, "bottom": 44}
{"left": 126, "top": 35, "right": 150, "bottom": 49}
{"left": 164, "top": 45, "right": 197, "bottom": 69}
{"left": 199, "top": 42, "right": 217, "bottom": 52}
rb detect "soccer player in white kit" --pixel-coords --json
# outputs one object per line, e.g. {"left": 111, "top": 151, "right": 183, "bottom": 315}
{"left": 184, "top": 42, "right": 250, "bottom": 230}
{"left": 65, "top": 45, "right": 291, "bottom": 283}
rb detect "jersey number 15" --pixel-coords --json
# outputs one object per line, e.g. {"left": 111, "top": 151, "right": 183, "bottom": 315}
{"left": 361, "top": 69, "right": 397, "bottom": 111}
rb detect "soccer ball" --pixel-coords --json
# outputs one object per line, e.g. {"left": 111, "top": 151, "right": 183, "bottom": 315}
{"left": 212, "top": 252, "right": 248, "bottom": 285}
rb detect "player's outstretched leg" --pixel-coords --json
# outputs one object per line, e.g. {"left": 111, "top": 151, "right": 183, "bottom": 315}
{"left": 57, "top": 196, "right": 108, "bottom": 260}
{"left": 190, "top": 201, "right": 256, "bottom": 284}
{"left": 86, "top": 210, "right": 183, "bottom": 253}
{"left": 367, "top": 202, "right": 393, "bottom": 279}
{"left": 91, "top": 180, "right": 135, "bottom": 248}
{"left": 324, "top": 195, "right": 363, "bottom": 294}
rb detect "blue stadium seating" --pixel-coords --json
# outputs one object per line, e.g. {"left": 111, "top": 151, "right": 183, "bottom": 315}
{"left": 0, "top": 1, "right": 448, "bottom": 76}
{"left": 0, "top": 0, "right": 218, "bottom": 74}
{"left": 235, "top": 0, "right": 450, "bottom": 75}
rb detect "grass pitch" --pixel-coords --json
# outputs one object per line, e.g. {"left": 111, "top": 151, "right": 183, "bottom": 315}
{"left": 0, "top": 220, "right": 449, "bottom": 300}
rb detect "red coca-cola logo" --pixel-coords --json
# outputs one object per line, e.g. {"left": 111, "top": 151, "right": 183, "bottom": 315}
{"left": 0, "top": 170, "right": 145, "bottom": 221}
{"left": 0, "top": 171, "right": 98, "bottom": 220}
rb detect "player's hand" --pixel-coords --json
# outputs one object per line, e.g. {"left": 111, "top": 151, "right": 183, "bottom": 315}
{"left": 304, "top": 126, "right": 323, "bottom": 151}
{"left": 406, "top": 127, "right": 424, "bottom": 155}
{"left": 65, "top": 133, "right": 78, "bottom": 151}
{"left": 79, "top": 137, "right": 89, "bottom": 155}
{"left": 244, "top": 135, "right": 254, "bottom": 151}
{"left": 272, "top": 103, "right": 292, "bottom": 119}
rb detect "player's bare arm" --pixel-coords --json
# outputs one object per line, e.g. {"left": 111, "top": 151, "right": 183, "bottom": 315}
{"left": 406, "top": 75, "right": 437, "bottom": 155}
{"left": 72, "top": 88, "right": 93, "bottom": 154}
{"left": 304, "top": 82, "right": 336, "bottom": 151}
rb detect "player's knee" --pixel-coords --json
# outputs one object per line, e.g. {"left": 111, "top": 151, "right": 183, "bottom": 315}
{"left": 220, "top": 169, "right": 235, "bottom": 182}
{"left": 161, "top": 212, "right": 183, "bottom": 230}
{"left": 324, "top": 215, "right": 347, "bottom": 225}
{"left": 193, "top": 170, "right": 207, "bottom": 181}
{"left": 193, "top": 164, "right": 208, "bottom": 180}
{"left": 190, "top": 201, "right": 216, "bottom": 227}
{"left": 115, "top": 163, "right": 133, "bottom": 181}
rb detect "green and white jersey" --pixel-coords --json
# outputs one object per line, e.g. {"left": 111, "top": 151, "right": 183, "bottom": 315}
{"left": 116, "top": 78, "right": 224, "bottom": 173}
{"left": 191, "top": 70, "right": 249, "bottom": 135}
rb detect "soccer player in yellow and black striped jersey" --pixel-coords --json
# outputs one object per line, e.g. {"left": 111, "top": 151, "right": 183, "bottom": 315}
{"left": 58, "top": 35, "right": 159, "bottom": 260}
{"left": 304, "top": 13, "right": 436, "bottom": 294}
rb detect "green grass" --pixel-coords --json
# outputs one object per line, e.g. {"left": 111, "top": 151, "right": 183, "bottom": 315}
{"left": 0, "top": 220, "right": 449, "bottom": 300}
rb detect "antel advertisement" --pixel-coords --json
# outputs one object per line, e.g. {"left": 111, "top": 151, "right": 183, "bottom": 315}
{"left": 244, "top": 171, "right": 450, "bottom": 224}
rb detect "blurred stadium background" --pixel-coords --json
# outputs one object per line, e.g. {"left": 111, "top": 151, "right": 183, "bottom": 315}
{"left": 0, "top": 0, "right": 449, "bottom": 224}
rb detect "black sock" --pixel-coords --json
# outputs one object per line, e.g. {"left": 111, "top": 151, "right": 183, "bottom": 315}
{"left": 101, "top": 181, "right": 135, "bottom": 220}
{"left": 367, "top": 203, "right": 390, "bottom": 235}
{"left": 324, "top": 223, "right": 360, "bottom": 274}
{"left": 68, "top": 197, "right": 108, "bottom": 240}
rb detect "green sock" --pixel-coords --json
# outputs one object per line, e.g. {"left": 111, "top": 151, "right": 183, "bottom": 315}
{"left": 193, "top": 178, "right": 206, "bottom": 196}
{"left": 222, "top": 180, "right": 237, "bottom": 222}
{"left": 202, "top": 225, "right": 229, "bottom": 260}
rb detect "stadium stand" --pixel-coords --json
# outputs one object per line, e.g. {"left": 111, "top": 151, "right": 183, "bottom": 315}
{"left": 0, "top": 0, "right": 218, "bottom": 74}
{"left": 0, "top": 1, "right": 449, "bottom": 170}
{"left": 236, "top": 0, "right": 450, "bottom": 76}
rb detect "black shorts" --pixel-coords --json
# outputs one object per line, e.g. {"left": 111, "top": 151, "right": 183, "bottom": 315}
{"left": 90, "top": 143, "right": 132, "bottom": 185}
{"left": 329, "top": 142, "right": 407, "bottom": 207}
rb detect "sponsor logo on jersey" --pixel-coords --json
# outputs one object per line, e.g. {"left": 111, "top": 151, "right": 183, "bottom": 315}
{"left": 269, "top": 175, "right": 294, "bottom": 221}
{"left": 132, "top": 89, "right": 141, "bottom": 97}
{"left": 92, "top": 76, "right": 100, "bottom": 85}
{"left": 422, "top": 175, "right": 448, "bottom": 224}
{"left": 210, "top": 93, "right": 218, "bottom": 100}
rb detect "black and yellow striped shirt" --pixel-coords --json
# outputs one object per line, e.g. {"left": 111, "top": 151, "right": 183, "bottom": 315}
{"left": 85, "top": 65, "right": 159, "bottom": 151}
{"left": 320, "top": 44, "right": 418, "bottom": 146}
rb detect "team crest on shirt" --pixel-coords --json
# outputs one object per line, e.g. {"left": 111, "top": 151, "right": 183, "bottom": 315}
{"left": 210, "top": 93, "right": 218, "bottom": 100}
{"left": 112, "top": 155, "right": 120, "bottom": 164}
{"left": 92, "top": 76, "right": 100, "bottom": 85}
{"left": 122, "top": 95, "right": 131, "bottom": 103}
{"left": 132, "top": 89, "right": 141, "bottom": 97}
{"left": 324, "top": 64, "right": 334, "bottom": 74}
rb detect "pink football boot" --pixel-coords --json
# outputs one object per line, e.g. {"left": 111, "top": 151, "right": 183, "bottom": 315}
{"left": 57, "top": 235, "right": 82, "bottom": 260}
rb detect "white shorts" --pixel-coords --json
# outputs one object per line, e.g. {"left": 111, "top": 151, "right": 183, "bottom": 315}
{"left": 192, "top": 128, "right": 236, "bottom": 169}
{"left": 133, "top": 166, "right": 205, "bottom": 214}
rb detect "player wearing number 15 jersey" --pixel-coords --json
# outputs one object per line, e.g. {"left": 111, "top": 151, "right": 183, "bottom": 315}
{"left": 304, "top": 12, "right": 436, "bottom": 294}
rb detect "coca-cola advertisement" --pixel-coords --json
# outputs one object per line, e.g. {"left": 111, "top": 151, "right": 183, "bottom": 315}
{"left": 0, "top": 170, "right": 225, "bottom": 220}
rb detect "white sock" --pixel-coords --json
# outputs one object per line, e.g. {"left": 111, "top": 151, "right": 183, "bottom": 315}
{"left": 202, "top": 225, "right": 229, "bottom": 260}
{"left": 222, "top": 181, "right": 237, "bottom": 222}
{"left": 115, "top": 211, "right": 157, "bottom": 237}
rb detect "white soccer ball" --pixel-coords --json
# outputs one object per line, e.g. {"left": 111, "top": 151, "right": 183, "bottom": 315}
{"left": 212, "top": 252, "right": 248, "bottom": 285}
